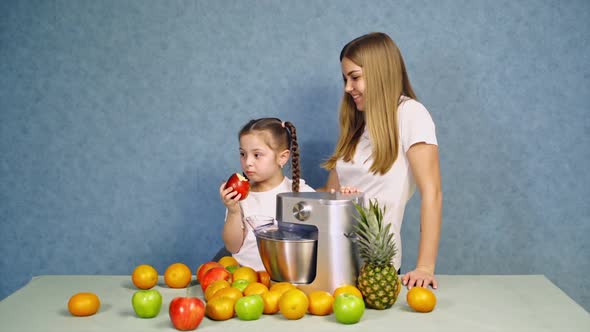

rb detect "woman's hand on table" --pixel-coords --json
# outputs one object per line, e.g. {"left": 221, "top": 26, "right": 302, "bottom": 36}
{"left": 402, "top": 268, "right": 438, "bottom": 289}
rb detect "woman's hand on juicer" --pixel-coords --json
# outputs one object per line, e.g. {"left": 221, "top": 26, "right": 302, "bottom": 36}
{"left": 402, "top": 268, "right": 438, "bottom": 289}
{"left": 329, "top": 186, "right": 361, "bottom": 194}
{"left": 219, "top": 182, "right": 242, "bottom": 213}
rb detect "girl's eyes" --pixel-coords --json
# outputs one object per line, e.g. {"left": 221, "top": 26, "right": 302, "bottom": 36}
{"left": 239, "top": 152, "right": 263, "bottom": 158}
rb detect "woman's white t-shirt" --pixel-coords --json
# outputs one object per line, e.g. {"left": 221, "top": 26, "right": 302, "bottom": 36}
{"left": 335, "top": 98, "right": 437, "bottom": 271}
{"left": 230, "top": 177, "right": 315, "bottom": 271}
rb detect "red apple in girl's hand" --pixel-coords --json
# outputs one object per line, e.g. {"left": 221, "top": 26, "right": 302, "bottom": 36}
{"left": 224, "top": 173, "right": 249, "bottom": 200}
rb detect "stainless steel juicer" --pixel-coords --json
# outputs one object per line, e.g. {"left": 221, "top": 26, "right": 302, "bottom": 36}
{"left": 253, "top": 192, "right": 364, "bottom": 294}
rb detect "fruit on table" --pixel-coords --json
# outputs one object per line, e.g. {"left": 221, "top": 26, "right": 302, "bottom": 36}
{"left": 261, "top": 290, "right": 282, "bottom": 314}
{"left": 164, "top": 263, "right": 192, "bottom": 288}
{"left": 269, "top": 281, "right": 296, "bottom": 296}
{"left": 226, "top": 265, "right": 239, "bottom": 274}
{"left": 307, "top": 290, "right": 334, "bottom": 316}
{"left": 132, "top": 289, "right": 162, "bottom": 318}
{"left": 353, "top": 200, "right": 400, "bottom": 309}
{"left": 68, "top": 292, "right": 100, "bottom": 317}
{"left": 224, "top": 172, "right": 250, "bottom": 200}
{"left": 231, "top": 279, "right": 250, "bottom": 292}
{"left": 232, "top": 266, "right": 258, "bottom": 283}
{"left": 333, "top": 293, "right": 365, "bottom": 324}
{"left": 234, "top": 294, "right": 264, "bottom": 320}
{"left": 169, "top": 297, "right": 205, "bottom": 331}
{"left": 407, "top": 286, "right": 437, "bottom": 312}
{"left": 278, "top": 288, "right": 309, "bottom": 320}
{"left": 217, "top": 255, "right": 239, "bottom": 268}
{"left": 243, "top": 282, "right": 269, "bottom": 296}
{"left": 205, "top": 296, "right": 236, "bottom": 321}
{"left": 333, "top": 284, "right": 363, "bottom": 299}
{"left": 196, "top": 261, "right": 224, "bottom": 283}
{"left": 132, "top": 264, "right": 159, "bottom": 289}
{"left": 257, "top": 270, "right": 271, "bottom": 288}
{"left": 209, "top": 287, "right": 243, "bottom": 303}
{"left": 204, "top": 279, "right": 231, "bottom": 302}
{"left": 201, "top": 267, "right": 231, "bottom": 292}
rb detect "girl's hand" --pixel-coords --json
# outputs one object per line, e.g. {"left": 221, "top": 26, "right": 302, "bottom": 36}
{"left": 219, "top": 182, "right": 242, "bottom": 213}
{"left": 402, "top": 267, "right": 438, "bottom": 289}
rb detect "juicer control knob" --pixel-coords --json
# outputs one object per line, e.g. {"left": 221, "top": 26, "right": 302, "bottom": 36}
{"left": 293, "top": 201, "right": 311, "bottom": 221}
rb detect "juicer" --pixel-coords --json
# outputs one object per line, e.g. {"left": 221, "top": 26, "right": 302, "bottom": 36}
{"left": 253, "top": 192, "right": 364, "bottom": 294}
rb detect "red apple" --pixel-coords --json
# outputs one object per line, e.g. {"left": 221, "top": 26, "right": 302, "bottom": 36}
{"left": 224, "top": 173, "right": 249, "bottom": 200}
{"left": 196, "top": 261, "right": 224, "bottom": 283}
{"left": 201, "top": 267, "right": 231, "bottom": 292}
{"left": 169, "top": 297, "right": 205, "bottom": 331}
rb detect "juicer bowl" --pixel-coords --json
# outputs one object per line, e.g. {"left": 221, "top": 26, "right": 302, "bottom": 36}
{"left": 254, "top": 224, "right": 318, "bottom": 284}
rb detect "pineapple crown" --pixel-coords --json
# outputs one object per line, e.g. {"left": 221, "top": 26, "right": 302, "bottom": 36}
{"left": 353, "top": 199, "right": 397, "bottom": 265}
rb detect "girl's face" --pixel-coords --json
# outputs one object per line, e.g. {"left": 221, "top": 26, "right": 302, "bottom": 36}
{"left": 341, "top": 57, "right": 366, "bottom": 111}
{"left": 239, "top": 132, "right": 288, "bottom": 189}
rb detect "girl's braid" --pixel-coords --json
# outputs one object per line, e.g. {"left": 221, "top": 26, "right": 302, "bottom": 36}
{"left": 283, "top": 121, "right": 300, "bottom": 192}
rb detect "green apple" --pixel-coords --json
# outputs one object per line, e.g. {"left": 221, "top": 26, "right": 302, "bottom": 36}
{"left": 231, "top": 279, "right": 250, "bottom": 292}
{"left": 234, "top": 294, "right": 264, "bottom": 320}
{"left": 226, "top": 265, "right": 239, "bottom": 274}
{"left": 132, "top": 289, "right": 162, "bottom": 318}
{"left": 333, "top": 293, "right": 365, "bottom": 324}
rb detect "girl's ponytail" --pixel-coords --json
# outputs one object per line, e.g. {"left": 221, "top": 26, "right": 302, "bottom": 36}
{"left": 283, "top": 121, "right": 300, "bottom": 192}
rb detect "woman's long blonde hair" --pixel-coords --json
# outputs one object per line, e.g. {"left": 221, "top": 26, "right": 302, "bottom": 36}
{"left": 323, "top": 32, "right": 416, "bottom": 175}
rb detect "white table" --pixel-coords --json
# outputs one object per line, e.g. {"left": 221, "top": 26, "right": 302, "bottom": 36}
{"left": 0, "top": 275, "right": 588, "bottom": 331}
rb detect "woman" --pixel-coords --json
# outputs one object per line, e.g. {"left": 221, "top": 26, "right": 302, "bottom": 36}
{"left": 321, "top": 32, "right": 442, "bottom": 289}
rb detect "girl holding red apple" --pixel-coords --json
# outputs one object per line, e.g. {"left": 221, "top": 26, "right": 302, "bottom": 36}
{"left": 320, "top": 32, "right": 443, "bottom": 290}
{"left": 219, "top": 118, "right": 314, "bottom": 270}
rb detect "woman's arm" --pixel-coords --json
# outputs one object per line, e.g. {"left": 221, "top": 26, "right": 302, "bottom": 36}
{"left": 316, "top": 169, "right": 341, "bottom": 192}
{"left": 402, "top": 142, "right": 443, "bottom": 289}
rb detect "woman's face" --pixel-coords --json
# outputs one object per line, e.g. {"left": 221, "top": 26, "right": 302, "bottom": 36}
{"left": 341, "top": 57, "right": 366, "bottom": 111}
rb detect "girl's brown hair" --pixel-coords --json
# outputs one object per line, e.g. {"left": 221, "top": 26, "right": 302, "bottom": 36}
{"left": 323, "top": 32, "right": 417, "bottom": 174}
{"left": 239, "top": 118, "right": 301, "bottom": 192}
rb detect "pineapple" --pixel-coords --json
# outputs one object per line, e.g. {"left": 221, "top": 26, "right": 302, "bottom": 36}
{"left": 353, "top": 199, "right": 400, "bottom": 309}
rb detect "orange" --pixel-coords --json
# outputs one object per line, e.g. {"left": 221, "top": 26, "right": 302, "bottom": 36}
{"left": 205, "top": 279, "right": 231, "bottom": 302}
{"left": 269, "top": 282, "right": 296, "bottom": 296}
{"left": 131, "top": 264, "right": 158, "bottom": 289}
{"left": 278, "top": 288, "right": 309, "bottom": 320}
{"left": 261, "top": 290, "right": 282, "bottom": 314}
{"left": 210, "top": 287, "right": 243, "bottom": 303}
{"left": 232, "top": 266, "right": 258, "bottom": 284}
{"left": 407, "top": 287, "right": 437, "bottom": 313}
{"left": 68, "top": 292, "right": 100, "bottom": 317}
{"left": 257, "top": 270, "right": 271, "bottom": 288}
{"left": 243, "top": 282, "right": 269, "bottom": 296}
{"left": 218, "top": 256, "right": 239, "bottom": 268}
{"left": 206, "top": 296, "right": 236, "bottom": 321}
{"left": 164, "top": 262, "right": 192, "bottom": 288}
{"left": 333, "top": 284, "right": 363, "bottom": 299}
{"left": 307, "top": 290, "right": 334, "bottom": 316}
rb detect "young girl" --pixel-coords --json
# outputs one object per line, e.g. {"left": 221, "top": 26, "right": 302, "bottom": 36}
{"left": 321, "top": 32, "right": 443, "bottom": 289}
{"left": 219, "top": 118, "right": 315, "bottom": 271}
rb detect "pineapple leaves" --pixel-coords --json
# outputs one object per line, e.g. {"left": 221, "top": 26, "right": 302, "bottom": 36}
{"left": 352, "top": 199, "right": 397, "bottom": 265}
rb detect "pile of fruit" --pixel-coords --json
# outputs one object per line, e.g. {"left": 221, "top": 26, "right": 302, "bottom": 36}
{"left": 194, "top": 256, "right": 369, "bottom": 324}
{"left": 65, "top": 200, "right": 437, "bottom": 330}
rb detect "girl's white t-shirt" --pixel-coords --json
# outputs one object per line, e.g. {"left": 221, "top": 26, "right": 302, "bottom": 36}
{"left": 335, "top": 98, "right": 437, "bottom": 270}
{"left": 230, "top": 177, "right": 315, "bottom": 271}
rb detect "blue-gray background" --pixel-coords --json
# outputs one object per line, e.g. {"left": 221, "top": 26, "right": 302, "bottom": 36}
{"left": 1, "top": 0, "right": 589, "bottom": 311}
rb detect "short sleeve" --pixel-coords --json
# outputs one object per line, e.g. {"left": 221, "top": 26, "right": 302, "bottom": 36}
{"left": 399, "top": 99, "right": 438, "bottom": 152}
{"left": 298, "top": 179, "right": 316, "bottom": 192}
